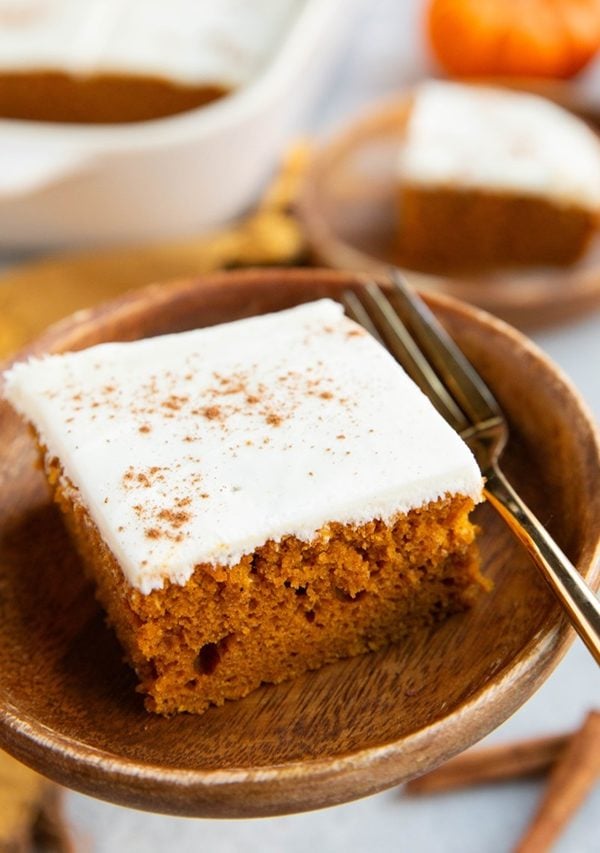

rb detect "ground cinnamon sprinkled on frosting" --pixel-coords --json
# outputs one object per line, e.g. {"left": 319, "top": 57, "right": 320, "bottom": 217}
{"left": 162, "top": 394, "right": 189, "bottom": 411}
{"left": 157, "top": 508, "right": 191, "bottom": 528}
{"left": 202, "top": 405, "right": 222, "bottom": 421}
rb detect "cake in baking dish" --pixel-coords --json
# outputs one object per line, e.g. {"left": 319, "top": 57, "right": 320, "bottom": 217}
{"left": 3, "top": 299, "right": 487, "bottom": 715}
{"left": 397, "top": 82, "right": 600, "bottom": 272}
{"left": 0, "top": 0, "right": 301, "bottom": 123}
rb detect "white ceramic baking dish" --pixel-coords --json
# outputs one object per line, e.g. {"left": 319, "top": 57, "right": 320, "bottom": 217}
{"left": 0, "top": 0, "right": 364, "bottom": 250}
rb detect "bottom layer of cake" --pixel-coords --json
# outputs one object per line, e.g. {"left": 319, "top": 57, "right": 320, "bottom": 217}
{"left": 398, "top": 186, "right": 596, "bottom": 273}
{"left": 0, "top": 72, "right": 228, "bottom": 124}
{"left": 51, "top": 464, "right": 488, "bottom": 715}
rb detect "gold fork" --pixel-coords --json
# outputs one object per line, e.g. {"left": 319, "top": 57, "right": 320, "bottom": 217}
{"left": 343, "top": 271, "right": 600, "bottom": 665}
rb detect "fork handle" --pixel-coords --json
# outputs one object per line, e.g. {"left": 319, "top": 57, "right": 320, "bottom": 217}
{"left": 484, "top": 465, "right": 600, "bottom": 665}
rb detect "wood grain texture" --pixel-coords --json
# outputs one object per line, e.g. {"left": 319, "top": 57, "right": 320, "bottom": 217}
{"left": 0, "top": 268, "right": 598, "bottom": 818}
{"left": 298, "top": 88, "right": 600, "bottom": 329}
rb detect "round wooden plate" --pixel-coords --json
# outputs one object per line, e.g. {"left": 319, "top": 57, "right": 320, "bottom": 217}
{"left": 0, "top": 268, "right": 598, "bottom": 818}
{"left": 298, "top": 87, "right": 600, "bottom": 329}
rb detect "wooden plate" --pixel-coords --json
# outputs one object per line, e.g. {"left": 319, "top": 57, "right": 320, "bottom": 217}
{"left": 0, "top": 268, "right": 598, "bottom": 818}
{"left": 298, "top": 87, "right": 600, "bottom": 329}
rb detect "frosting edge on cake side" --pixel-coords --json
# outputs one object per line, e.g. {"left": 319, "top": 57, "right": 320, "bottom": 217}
{"left": 398, "top": 81, "right": 600, "bottom": 210}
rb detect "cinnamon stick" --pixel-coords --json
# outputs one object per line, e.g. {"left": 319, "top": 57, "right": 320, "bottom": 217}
{"left": 406, "top": 733, "right": 569, "bottom": 794}
{"left": 514, "top": 710, "right": 600, "bottom": 853}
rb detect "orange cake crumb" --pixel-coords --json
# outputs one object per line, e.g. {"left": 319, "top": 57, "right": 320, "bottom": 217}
{"left": 4, "top": 300, "right": 487, "bottom": 715}
{"left": 53, "top": 466, "right": 486, "bottom": 715}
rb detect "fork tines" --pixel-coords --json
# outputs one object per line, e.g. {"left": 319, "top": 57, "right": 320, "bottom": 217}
{"left": 343, "top": 272, "right": 600, "bottom": 667}
{"left": 342, "top": 270, "right": 503, "bottom": 441}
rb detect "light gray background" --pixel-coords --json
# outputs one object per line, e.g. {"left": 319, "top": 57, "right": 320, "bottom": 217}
{"left": 10, "top": 0, "right": 599, "bottom": 849}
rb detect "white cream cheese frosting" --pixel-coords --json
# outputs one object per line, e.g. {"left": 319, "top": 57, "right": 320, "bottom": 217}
{"left": 0, "top": 0, "right": 302, "bottom": 87}
{"left": 3, "top": 299, "right": 482, "bottom": 594}
{"left": 399, "top": 81, "right": 600, "bottom": 210}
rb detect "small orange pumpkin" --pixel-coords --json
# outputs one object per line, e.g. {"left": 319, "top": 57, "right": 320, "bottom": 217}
{"left": 427, "top": 0, "right": 600, "bottom": 78}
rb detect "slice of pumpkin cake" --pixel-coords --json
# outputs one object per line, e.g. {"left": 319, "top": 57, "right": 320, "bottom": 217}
{"left": 3, "top": 299, "right": 486, "bottom": 714}
{"left": 397, "top": 81, "right": 600, "bottom": 272}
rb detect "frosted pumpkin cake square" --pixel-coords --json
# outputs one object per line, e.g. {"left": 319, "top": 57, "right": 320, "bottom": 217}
{"left": 397, "top": 81, "right": 600, "bottom": 271}
{"left": 3, "top": 299, "right": 486, "bottom": 714}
